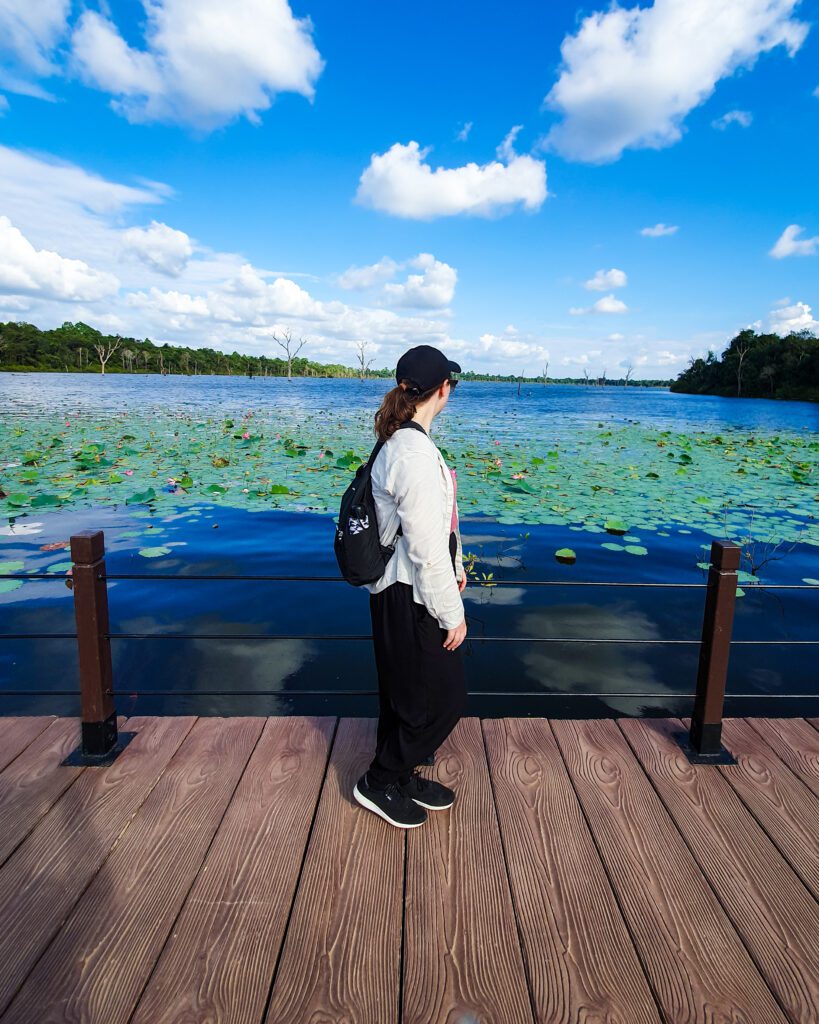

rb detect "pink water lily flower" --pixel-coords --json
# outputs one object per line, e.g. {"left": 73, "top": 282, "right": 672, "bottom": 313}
{"left": 167, "top": 477, "right": 176, "bottom": 484}
{"left": 494, "top": 458, "right": 502, "bottom": 466}
{"left": 242, "top": 431, "right": 250, "bottom": 439}
{"left": 512, "top": 472, "right": 525, "bottom": 479}
{"left": 494, "top": 440, "right": 500, "bottom": 445}
{"left": 318, "top": 451, "right": 325, "bottom": 459}
{"left": 125, "top": 470, "right": 134, "bottom": 476}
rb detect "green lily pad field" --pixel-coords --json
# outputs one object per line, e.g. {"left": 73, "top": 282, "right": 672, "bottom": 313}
{"left": 2, "top": 405, "right": 817, "bottom": 553}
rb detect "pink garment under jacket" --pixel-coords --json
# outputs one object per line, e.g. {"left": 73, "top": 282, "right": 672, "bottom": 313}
{"left": 449, "top": 467, "right": 458, "bottom": 533}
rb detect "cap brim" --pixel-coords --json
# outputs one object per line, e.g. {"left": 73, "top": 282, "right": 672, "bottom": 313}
{"left": 447, "top": 359, "right": 461, "bottom": 375}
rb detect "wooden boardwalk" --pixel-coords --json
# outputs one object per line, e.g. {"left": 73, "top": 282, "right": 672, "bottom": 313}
{"left": 0, "top": 715, "right": 817, "bottom": 1024}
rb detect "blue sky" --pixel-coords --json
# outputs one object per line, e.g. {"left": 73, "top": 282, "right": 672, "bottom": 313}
{"left": 0, "top": 0, "right": 817, "bottom": 378}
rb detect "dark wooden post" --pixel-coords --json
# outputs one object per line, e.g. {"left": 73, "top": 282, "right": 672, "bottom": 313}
{"left": 63, "top": 530, "right": 132, "bottom": 765}
{"left": 686, "top": 540, "right": 740, "bottom": 762}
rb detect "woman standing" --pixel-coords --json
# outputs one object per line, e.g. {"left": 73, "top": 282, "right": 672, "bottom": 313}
{"left": 353, "top": 345, "right": 468, "bottom": 828}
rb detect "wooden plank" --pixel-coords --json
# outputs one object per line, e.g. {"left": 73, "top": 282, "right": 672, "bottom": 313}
{"left": 131, "top": 716, "right": 336, "bottom": 1024}
{"left": 552, "top": 719, "right": 788, "bottom": 1024}
{"left": 747, "top": 718, "right": 819, "bottom": 799}
{"left": 809, "top": 718, "right": 819, "bottom": 734}
{"left": 483, "top": 718, "right": 660, "bottom": 1024}
{"left": 0, "top": 715, "right": 196, "bottom": 1017}
{"left": 264, "top": 718, "right": 404, "bottom": 1024}
{"left": 0, "top": 717, "right": 55, "bottom": 772}
{"left": 403, "top": 717, "right": 533, "bottom": 1024}
{"left": 692, "top": 718, "right": 819, "bottom": 902}
{"left": 0, "top": 718, "right": 84, "bottom": 868}
{"left": 621, "top": 718, "right": 819, "bottom": 1024}
{"left": 2, "top": 717, "right": 263, "bottom": 1024}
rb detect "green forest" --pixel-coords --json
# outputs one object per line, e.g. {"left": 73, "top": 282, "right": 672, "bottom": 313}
{"left": 671, "top": 328, "right": 819, "bottom": 402}
{"left": 0, "top": 320, "right": 670, "bottom": 386}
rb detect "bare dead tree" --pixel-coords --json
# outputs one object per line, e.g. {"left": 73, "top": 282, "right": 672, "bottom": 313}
{"left": 582, "top": 368, "right": 590, "bottom": 384}
{"left": 94, "top": 337, "right": 121, "bottom": 374}
{"left": 121, "top": 348, "right": 135, "bottom": 372}
{"left": 355, "top": 340, "right": 375, "bottom": 381}
{"left": 598, "top": 367, "right": 607, "bottom": 387}
{"left": 273, "top": 328, "right": 307, "bottom": 380}
{"left": 623, "top": 362, "right": 634, "bottom": 385}
{"left": 542, "top": 361, "right": 549, "bottom": 384}
{"left": 734, "top": 338, "right": 750, "bottom": 397}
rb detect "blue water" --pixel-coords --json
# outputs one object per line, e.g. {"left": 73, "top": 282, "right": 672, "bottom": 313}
{"left": 1, "top": 373, "right": 818, "bottom": 717}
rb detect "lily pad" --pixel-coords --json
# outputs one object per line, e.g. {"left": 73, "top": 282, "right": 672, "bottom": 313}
{"left": 138, "top": 546, "right": 172, "bottom": 558}
{"left": 554, "top": 548, "right": 576, "bottom": 564}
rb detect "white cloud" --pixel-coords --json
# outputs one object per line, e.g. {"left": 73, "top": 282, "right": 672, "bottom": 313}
{"left": 585, "top": 267, "right": 627, "bottom": 291}
{"left": 543, "top": 0, "right": 808, "bottom": 163}
{"left": 355, "top": 129, "right": 548, "bottom": 220}
{"left": 641, "top": 222, "right": 678, "bottom": 237}
{"left": 383, "top": 254, "right": 457, "bottom": 309}
{"left": 0, "top": 95, "right": 7, "bottom": 114}
{"left": 0, "top": 216, "right": 119, "bottom": 301}
{"left": 0, "top": 1, "right": 70, "bottom": 85}
{"left": 769, "top": 301, "right": 818, "bottom": 335}
{"left": 121, "top": 220, "right": 193, "bottom": 276}
{"left": 711, "top": 109, "right": 753, "bottom": 129}
{"left": 570, "top": 294, "right": 629, "bottom": 315}
{"left": 478, "top": 333, "right": 549, "bottom": 362}
{"left": 456, "top": 121, "right": 473, "bottom": 142}
{"left": 607, "top": 332, "right": 625, "bottom": 341}
{"left": 337, "top": 257, "right": 399, "bottom": 290}
{"left": 70, "top": 0, "right": 324, "bottom": 130}
{"left": 769, "top": 224, "right": 819, "bottom": 259}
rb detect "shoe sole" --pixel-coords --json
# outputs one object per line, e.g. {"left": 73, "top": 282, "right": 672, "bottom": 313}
{"left": 410, "top": 796, "right": 454, "bottom": 810}
{"left": 353, "top": 784, "right": 427, "bottom": 828}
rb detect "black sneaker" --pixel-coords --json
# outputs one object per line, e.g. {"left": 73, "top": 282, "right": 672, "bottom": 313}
{"left": 353, "top": 772, "right": 428, "bottom": 828}
{"left": 398, "top": 768, "right": 455, "bottom": 810}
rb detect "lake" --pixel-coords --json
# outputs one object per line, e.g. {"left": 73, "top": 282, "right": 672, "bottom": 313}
{"left": 2, "top": 372, "right": 818, "bottom": 718}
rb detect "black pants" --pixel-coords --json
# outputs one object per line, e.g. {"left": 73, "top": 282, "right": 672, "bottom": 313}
{"left": 367, "top": 532, "right": 467, "bottom": 787}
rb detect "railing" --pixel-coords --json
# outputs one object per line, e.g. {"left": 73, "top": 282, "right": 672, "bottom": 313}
{"left": 2, "top": 530, "right": 817, "bottom": 767}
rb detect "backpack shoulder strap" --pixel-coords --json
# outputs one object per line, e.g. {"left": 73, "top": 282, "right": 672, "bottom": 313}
{"left": 397, "top": 419, "right": 428, "bottom": 437}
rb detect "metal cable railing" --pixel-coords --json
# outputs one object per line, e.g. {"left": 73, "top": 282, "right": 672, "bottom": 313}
{"left": 1, "top": 529, "right": 816, "bottom": 766}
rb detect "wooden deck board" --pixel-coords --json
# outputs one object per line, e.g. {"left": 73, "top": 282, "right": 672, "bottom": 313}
{"left": 403, "top": 717, "right": 533, "bottom": 1024}
{"left": 263, "top": 718, "right": 404, "bottom": 1024}
{"left": 0, "top": 718, "right": 84, "bottom": 868}
{"left": 699, "top": 718, "right": 819, "bottom": 902}
{"left": 131, "top": 716, "right": 336, "bottom": 1024}
{"left": 551, "top": 719, "right": 789, "bottom": 1024}
{"left": 2, "top": 717, "right": 262, "bottom": 1024}
{"left": 620, "top": 717, "right": 819, "bottom": 1024}
{"left": 482, "top": 717, "right": 660, "bottom": 1024}
{"left": 746, "top": 719, "right": 819, "bottom": 799}
{"left": 0, "top": 717, "right": 55, "bottom": 772}
{"left": 0, "top": 714, "right": 815, "bottom": 1024}
{"left": 0, "top": 715, "right": 196, "bottom": 1017}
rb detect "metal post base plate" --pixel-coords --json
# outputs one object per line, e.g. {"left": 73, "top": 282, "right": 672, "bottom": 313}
{"left": 672, "top": 730, "right": 737, "bottom": 766}
{"left": 61, "top": 731, "right": 136, "bottom": 767}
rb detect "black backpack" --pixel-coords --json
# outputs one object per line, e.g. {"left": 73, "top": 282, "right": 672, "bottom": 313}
{"left": 334, "top": 420, "right": 427, "bottom": 586}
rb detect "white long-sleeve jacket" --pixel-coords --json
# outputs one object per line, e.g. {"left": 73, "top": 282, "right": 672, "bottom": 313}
{"left": 363, "top": 422, "right": 465, "bottom": 630}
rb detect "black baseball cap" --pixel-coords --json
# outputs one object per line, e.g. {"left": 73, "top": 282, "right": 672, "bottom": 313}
{"left": 395, "top": 345, "right": 461, "bottom": 395}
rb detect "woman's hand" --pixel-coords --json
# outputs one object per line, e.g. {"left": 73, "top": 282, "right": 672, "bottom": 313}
{"left": 443, "top": 619, "right": 467, "bottom": 651}
{"left": 457, "top": 574, "right": 467, "bottom": 593}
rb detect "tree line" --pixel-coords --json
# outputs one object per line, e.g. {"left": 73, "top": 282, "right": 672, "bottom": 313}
{"left": 670, "top": 328, "right": 819, "bottom": 402}
{"left": 0, "top": 320, "right": 671, "bottom": 386}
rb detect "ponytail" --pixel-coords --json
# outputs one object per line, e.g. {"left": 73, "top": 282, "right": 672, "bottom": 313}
{"left": 374, "top": 379, "right": 441, "bottom": 442}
